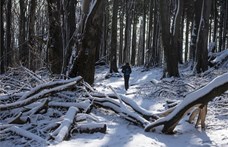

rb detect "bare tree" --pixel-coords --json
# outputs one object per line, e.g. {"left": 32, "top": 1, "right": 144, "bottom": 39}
{"left": 47, "top": 0, "right": 63, "bottom": 74}
{"left": 131, "top": 0, "right": 137, "bottom": 66}
{"left": 61, "top": 0, "right": 77, "bottom": 75}
{"left": 6, "top": 0, "right": 12, "bottom": 67}
{"left": 159, "top": 0, "right": 179, "bottom": 77}
{"left": 110, "top": 0, "right": 119, "bottom": 73}
{"left": 28, "top": 0, "right": 37, "bottom": 71}
{"left": 69, "top": 1, "right": 104, "bottom": 84}
{"left": 0, "top": 0, "right": 4, "bottom": 73}
{"left": 19, "top": 0, "right": 28, "bottom": 67}
{"left": 194, "top": 0, "right": 212, "bottom": 73}
{"left": 123, "top": 0, "right": 132, "bottom": 63}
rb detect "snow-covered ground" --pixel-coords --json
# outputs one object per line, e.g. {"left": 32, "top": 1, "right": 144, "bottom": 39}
{"left": 1, "top": 65, "right": 227, "bottom": 147}
{"left": 52, "top": 65, "right": 228, "bottom": 147}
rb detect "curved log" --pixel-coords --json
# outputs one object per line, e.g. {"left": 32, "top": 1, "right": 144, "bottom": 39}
{"left": 145, "top": 73, "right": 228, "bottom": 134}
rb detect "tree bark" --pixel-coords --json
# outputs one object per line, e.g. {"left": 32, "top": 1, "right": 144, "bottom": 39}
{"left": 123, "top": 0, "right": 132, "bottom": 63}
{"left": 0, "top": 0, "right": 4, "bottom": 73}
{"left": 69, "top": 1, "right": 103, "bottom": 85}
{"left": 6, "top": 0, "right": 12, "bottom": 67}
{"left": 28, "top": 0, "right": 37, "bottom": 71}
{"left": 190, "top": 0, "right": 202, "bottom": 68}
{"left": 159, "top": 0, "right": 179, "bottom": 77}
{"left": 119, "top": 3, "right": 124, "bottom": 64}
{"left": 131, "top": 2, "right": 137, "bottom": 66}
{"left": 185, "top": 17, "right": 190, "bottom": 62}
{"left": 195, "top": 0, "right": 212, "bottom": 73}
{"left": 110, "top": 0, "right": 119, "bottom": 73}
{"left": 62, "top": 0, "right": 76, "bottom": 75}
{"left": 19, "top": 0, "right": 28, "bottom": 67}
{"left": 47, "top": 0, "right": 63, "bottom": 74}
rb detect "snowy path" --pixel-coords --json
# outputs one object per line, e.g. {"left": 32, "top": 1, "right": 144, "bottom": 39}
{"left": 52, "top": 66, "right": 228, "bottom": 147}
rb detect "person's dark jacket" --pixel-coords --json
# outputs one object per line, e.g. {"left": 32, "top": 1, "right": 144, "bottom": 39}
{"left": 122, "top": 64, "right": 132, "bottom": 76}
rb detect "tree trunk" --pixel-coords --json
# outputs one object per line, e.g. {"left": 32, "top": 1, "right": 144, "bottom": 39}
{"left": 190, "top": 0, "right": 202, "bottom": 68}
{"left": 218, "top": 0, "right": 224, "bottom": 52}
{"left": 151, "top": 0, "right": 160, "bottom": 67}
{"left": 131, "top": 3, "right": 137, "bottom": 66}
{"left": 145, "top": 0, "right": 153, "bottom": 67}
{"left": 160, "top": 0, "right": 179, "bottom": 77}
{"left": 195, "top": 0, "right": 212, "bottom": 73}
{"left": 222, "top": 0, "right": 227, "bottom": 50}
{"left": 62, "top": 0, "right": 76, "bottom": 75}
{"left": 212, "top": 0, "right": 218, "bottom": 45}
{"left": 69, "top": 1, "right": 103, "bottom": 84}
{"left": 119, "top": 3, "right": 124, "bottom": 64}
{"left": 19, "top": 0, "right": 28, "bottom": 67}
{"left": 0, "top": 0, "right": 4, "bottom": 73}
{"left": 137, "top": 20, "right": 144, "bottom": 66}
{"left": 185, "top": 17, "right": 190, "bottom": 62}
{"left": 28, "top": 0, "right": 37, "bottom": 71}
{"left": 47, "top": 0, "right": 63, "bottom": 74}
{"left": 6, "top": 0, "right": 12, "bottom": 67}
{"left": 172, "top": 0, "right": 184, "bottom": 65}
{"left": 110, "top": 0, "right": 119, "bottom": 73}
{"left": 123, "top": 0, "right": 132, "bottom": 63}
{"left": 141, "top": 0, "right": 146, "bottom": 65}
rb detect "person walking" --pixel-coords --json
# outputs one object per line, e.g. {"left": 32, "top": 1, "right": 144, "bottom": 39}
{"left": 121, "top": 63, "right": 132, "bottom": 90}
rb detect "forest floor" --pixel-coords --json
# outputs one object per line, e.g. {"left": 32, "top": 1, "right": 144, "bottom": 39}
{"left": 52, "top": 64, "right": 228, "bottom": 147}
{"left": 1, "top": 63, "right": 228, "bottom": 147}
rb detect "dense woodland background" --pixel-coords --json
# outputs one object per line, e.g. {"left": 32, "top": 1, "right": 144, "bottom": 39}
{"left": 0, "top": 0, "right": 228, "bottom": 83}
{"left": 0, "top": 0, "right": 228, "bottom": 146}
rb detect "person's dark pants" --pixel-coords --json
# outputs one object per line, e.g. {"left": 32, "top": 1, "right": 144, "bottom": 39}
{"left": 124, "top": 75, "right": 130, "bottom": 90}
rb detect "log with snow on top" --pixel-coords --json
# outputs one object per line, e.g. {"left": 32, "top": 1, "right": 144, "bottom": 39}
{"left": 91, "top": 92, "right": 159, "bottom": 121}
{"left": 0, "top": 125, "right": 46, "bottom": 144}
{"left": 145, "top": 73, "right": 228, "bottom": 134}
{"left": 50, "top": 106, "right": 79, "bottom": 144}
{"left": 0, "top": 76, "right": 83, "bottom": 111}
{"left": 71, "top": 123, "right": 106, "bottom": 134}
{"left": 209, "top": 49, "right": 228, "bottom": 67}
{"left": 87, "top": 87, "right": 151, "bottom": 128}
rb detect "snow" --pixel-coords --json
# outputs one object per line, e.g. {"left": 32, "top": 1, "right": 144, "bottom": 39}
{"left": 212, "top": 49, "right": 228, "bottom": 64}
{"left": 1, "top": 65, "right": 227, "bottom": 147}
{"left": 49, "top": 66, "right": 228, "bottom": 147}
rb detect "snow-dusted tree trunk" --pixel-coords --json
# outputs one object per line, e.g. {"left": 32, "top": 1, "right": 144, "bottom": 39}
{"left": 194, "top": 0, "right": 212, "bottom": 73}
{"left": 61, "top": 0, "right": 76, "bottom": 75}
{"left": 159, "top": 0, "right": 179, "bottom": 77}
{"left": 145, "top": 73, "right": 228, "bottom": 134}
{"left": 69, "top": 0, "right": 103, "bottom": 85}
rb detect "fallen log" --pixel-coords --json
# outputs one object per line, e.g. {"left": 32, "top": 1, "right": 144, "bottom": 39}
{"left": 48, "top": 100, "right": 91, "bottom": 111}
{"left": 145, "top": 73, "right": 228, "bottom": 134}
{"left": 1, "top": 126, "right": 46, "bottom": 143}
{"left": 0, "top": 76, "right": 82, "bottom": 111}
{"left": 23, "top": 99, "right": 49, "bottom": 116}
{"left": 71, "top": 123, "right": 106, "bottom": 134}
{"left": 7, "top": 112, "right": 30, "bottom": 124}
{"left": 209, "top": 49, "right": 228, "bottom": 67}
{"left": 91, "top": 92, "right": 159, "bottom": 121}
{"left": 50, "top": 106, "right": 79, "bottom": 144}
{"left": 91, "top": 96, "right": 150, "bottom": 128}
{"left": 19, "top": 76, "right": 82, "bottom": 101}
